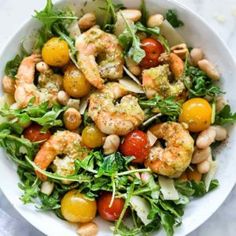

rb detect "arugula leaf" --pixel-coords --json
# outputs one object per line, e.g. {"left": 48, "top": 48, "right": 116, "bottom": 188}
{"left": 136, "top": 22, "right": 160, "bottom": 36}
{"left": 184, "top": 64, "right": 223, "bottom": 98}
{"left": 38, "top": 191, "right": 61, "bottom": 210}
{"left": 102, "top": 0, "right": 124, "bottom": 31}
{"left": 175, "top": 179, "right": 219, "bottom": 197}
{"left": 140, "top": 0, "right": 148, "bottom": 25}
{"left": 97, "top": 152, "right": 133, "bottom": 177}
{"left": 4, "top": 44, "right": 29, "bottom": 78}
{"left": 215, "top": 105, "right": 236, "bottom": 125}
{"left": 119, "top": 16, "right": 145, "bottom": 63}
{"left": 139, "top": 95, "right": 181, "bottom": 120}
{"left": 166, "top": 9, "right": 184, "bottom": 28}
{"left": 34, "top": 0, "right": 77, "bottom": 50}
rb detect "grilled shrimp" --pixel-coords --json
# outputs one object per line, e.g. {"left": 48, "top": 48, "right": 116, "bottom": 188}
{"left": 34, "top": 131, "right": 89, "bottom": 181}
{"left": 14, "top": 55, "right": 62, "bottom": 108}
{"left": 142, "top": 53, "right": 185, "bottom": 99}
{"left": 76, "top": 27, "right": 124, "bottom": 89}
{"left": 88, "top": 82, "right": 145, "bottom": 135}
{"left": 145, "top": 122, "right": 194, "bottom": 178}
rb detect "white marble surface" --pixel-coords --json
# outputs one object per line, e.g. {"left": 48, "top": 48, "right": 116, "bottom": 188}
{"left": 0, "top": 0, "right": 236, "bottom": 235}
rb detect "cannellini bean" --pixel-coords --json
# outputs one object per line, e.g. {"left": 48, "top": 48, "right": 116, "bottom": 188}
{"left": 190, "top": 48, "right": 204, "bottom": 66}
{"left": 147, "top": 14, "right": 164, "bottom": 27}
{"left": 171, "top": 43, "right": 189, "bottom": 59}
{"left": 216, "top": 96, "right": 227, "bottom": 113}
{"left": 197, "top": 160, "right": 210, "bottom": 174}
{"left": 125, "top": 57, "right": 141, "bottom": 76}
{"left": 103, "top": 135, "right": 120, "bottom": 155}
{"left": 191, "top": 147, "right": 211, "bottom": 164}
{"left": 2, "top": 75, "right": 15, "bottom": 94}
{"left": 36, "top": 61, "right": 49, "bottom": 73}
{"left": 57, "top": 90, "right": 70, "bottom": 106}
{"left": 40, "top": 181, "right": 54, "bottom": 196}
{"left": 120, "top": 9, "right": 142, "bottom": 22}
{"left": 78, "top": 13, "right": 96, "bottom": 30}
{"left": 212, "top": 125, "right": 227, "bottom": 141}
{"left": 198, "top": 59, "right": 220, "bottom": 80}
{"left": 196, "top": 127, "right": 216, "bottom": 149}
{"left": 67, "top": 98, "right": 80, "bottom": 110}
{"left": 77, "top": 222, "right": 98, "bottom": 236}
{"left": 63, "top": 108, "right": 82, "bottom": 131}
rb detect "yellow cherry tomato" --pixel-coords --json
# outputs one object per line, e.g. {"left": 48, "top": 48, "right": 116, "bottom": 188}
{"left": 82, "top": 126, "right": 105, "bottom": 148}
{"left": 42, "top": 37, "right": 70, "bottom": 67}
{"left": 61, "top": 190, "right": 97, "bottom": 223}
{"left": 179, "top": 98, "right": 212, "bottom": 132}
{"left": 63, "top": 64, "right": 91, "bottom": 98}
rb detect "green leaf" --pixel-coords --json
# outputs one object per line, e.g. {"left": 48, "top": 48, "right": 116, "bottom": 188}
{"left": 118, "top": 16, "right": 146, "bottom": 64}
{"left": 140, "top": 0, "right": 148, "bottom": 26}
{"left": 38, "top": 191, "right": 61, "bottom": 210}
{"left": 166, "top": 9, "right": 184, "bottom": 28}
{"left": 136, "top": 22, "right": 160, "bottom": 36}
{"left": 215, "top": 105, "right": 236, "bottom": 125}
{"left": 184, "top": 64, "right": 223, "bottom": 98}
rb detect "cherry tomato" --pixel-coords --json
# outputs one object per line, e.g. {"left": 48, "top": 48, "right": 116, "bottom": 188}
{"left": 82, "top": 126, "right": 105, "bottom": 148}
{"left": 139, "top": 38, "right": 164, "bottom": 69}
{"left": 98, "top": 192, "right": 125, "bottom": 221}
{"left": 120, "top": 130, "right": 150, "bottom": 164}
{"left": 23, "top": 123, "right": 51, "bottom": 142}
{"left": 61, "top": 190, "right": 97, "bottom": 223}
{"left": 179, "top": 98, "right": 212, "bottom": 132}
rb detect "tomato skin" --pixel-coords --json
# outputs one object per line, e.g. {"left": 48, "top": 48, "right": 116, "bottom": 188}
{"left": 61, "top": 190, "right": 97, "bottom": 223}
{"left": 120, "top": 130, "right": 150, "bottom": 164}
{"left": 139, "top": 38, "right": 164, "bottom": 69}
{"left": 82, "top": 126, "right": 105, "bottom": 148}
{"left": 23, "top": 124, "right": 51, "bottom": 142}
{"left": 179, "top": 98, "right": 212, "bottom": 132}
{"left": 98, "top": 192, "right": 125, "bottom": 221}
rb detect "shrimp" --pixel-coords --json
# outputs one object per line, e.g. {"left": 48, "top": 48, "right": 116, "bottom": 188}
{"left": 88, "top": 82, "right": 145, "bottom": 135}
{"left": 14, "top": 55, "right": 62, "bottom": 108}
{"left": 34, "top": 131, "right": 89, "bottom": 181}
{"left": 142, "top": 53, "right": 185, "bottom": 99}
{"left": 76, "top": 27, "right": 124, "bottom": 89}
{"left": 145, "top": 122, "right": 194, "bottom": 178}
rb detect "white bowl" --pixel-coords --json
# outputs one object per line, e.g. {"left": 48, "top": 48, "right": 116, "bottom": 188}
{"left": 0, "top": 0, "right": 236, "bottom": 235}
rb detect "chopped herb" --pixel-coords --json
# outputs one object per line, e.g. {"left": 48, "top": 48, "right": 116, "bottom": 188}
{"left": 215, "top": 104, "right": 236, "bottom": 125}
{"left": 166, "top": 9, "right": 184, "bottom": 28}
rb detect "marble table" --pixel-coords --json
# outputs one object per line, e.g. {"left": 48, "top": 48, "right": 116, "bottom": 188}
{"left": 0, "top": 0, "right": 236, "bottom": 235}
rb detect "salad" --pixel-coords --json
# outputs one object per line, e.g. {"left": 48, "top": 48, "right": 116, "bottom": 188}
{"left": 0, "top": 0, "right": 236, "bottom": 235}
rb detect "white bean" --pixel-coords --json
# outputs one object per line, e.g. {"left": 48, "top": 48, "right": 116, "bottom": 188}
{"left": 120, "top": 9, "right": 142, "bottom": 22}
{"left": 147, "top": 14, "right": 164, "bottom": 27}
{"left": 2, "top": 75, "right": 15, "bottom": 94}
{"left": 196, "top": 127, "right": 216, "bottom": 149}
{"left": 36, "top": 62, "right": 49, "bottom": 73}
{"left": 216, "top": 96, "right": 227, "bottom": 113}
{"left": 171, "top": 43, "right": 189, "bottom": 59}
{"left": 57, "top": 90, "right": 70, "bottom": 106}
{"left": 77, "top": 222, "right": 98, "bottom": 236}
{"left": 190, "top": 48, "right": 204, "bottom": 66}
{"left": 197, "top": 160, "right": 210, "bottom": 174}
{"left": 191, "top": 147, "right": 211, "bottom": 164}
{"left": 125, "top": 57, "right": 141, "bottom": 76}
{"left": 103, "top": 135, "right": 120, "bottom": 155}
{"left": 212, "top": 125, "right": 227, "bottom": 141}
{"left": 78, "top": 13, "right": 96, "bottom": 30}
{"left": 198, "top": 59, "right": 220, "bottom": 80}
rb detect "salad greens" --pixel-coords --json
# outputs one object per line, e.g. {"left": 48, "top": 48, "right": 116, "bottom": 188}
{"left": 166, "top": 9, "right": 184, "bottom": 28}
{"left": 215, "top": 105, "right": 236, "bottom": 125}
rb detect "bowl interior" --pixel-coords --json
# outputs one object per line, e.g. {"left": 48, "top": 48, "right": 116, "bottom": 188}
{"left": 0, "top": 0, "right": 236, "bottom": 235}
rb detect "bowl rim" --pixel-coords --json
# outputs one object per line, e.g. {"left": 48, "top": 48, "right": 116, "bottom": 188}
{"left": 0, "top": 0, "right": 235, "bottom": 235}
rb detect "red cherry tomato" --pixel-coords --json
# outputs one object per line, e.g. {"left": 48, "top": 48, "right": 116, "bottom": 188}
{"left": 139, "top": 38, "right": 164, "bottom": 69}
{"left": 120, "top": 130, "right": 150, "bottom": 164}
{"left": 98, "top": 192, "right": 125, "bottom": 221}
{"left": 23, "top": 123, "right": 51, "bottom": 142}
